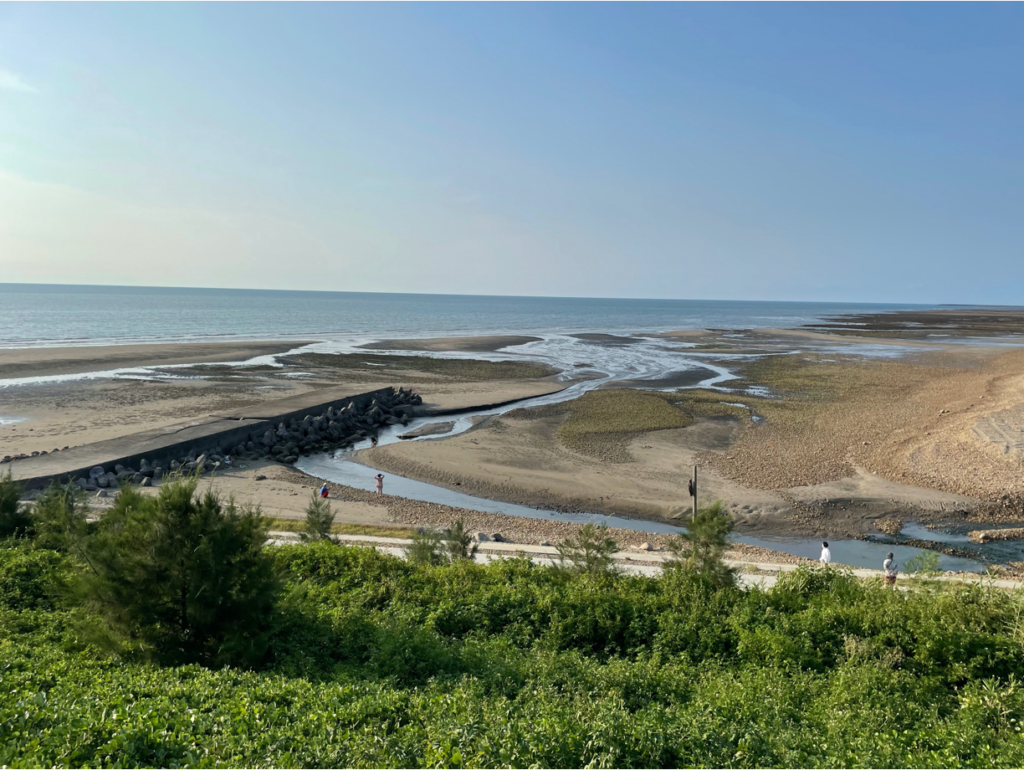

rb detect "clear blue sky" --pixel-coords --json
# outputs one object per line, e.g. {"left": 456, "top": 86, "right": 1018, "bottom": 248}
{"left": 1, "top": 3, "right": 1020, "bottom": 303}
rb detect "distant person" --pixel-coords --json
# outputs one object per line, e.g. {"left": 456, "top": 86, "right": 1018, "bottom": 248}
{"left": 375, "top": 473, "right": 384, "bottom": 495}
{"left": 370, "top": 436, "right": 378, "bottom": 447}
{"left": 883, "top": 552, "right": 898, "bottom": 587}
{"left": 819, "top": 541, "right": 832, "bottom": 565}
{"left": 319, "top": 483, "right": 329, "bottom": 499}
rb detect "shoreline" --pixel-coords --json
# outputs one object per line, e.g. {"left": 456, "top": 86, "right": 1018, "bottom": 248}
{"left": 4, "top": 312, "right": 1023, "bottom": 567}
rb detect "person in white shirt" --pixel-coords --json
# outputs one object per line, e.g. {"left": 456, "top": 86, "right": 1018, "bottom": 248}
{"left": 883, "top": 553, "right": 898, "bottom": 587}
{"left": 819, "top": 541, "right": 832, "bottom": 565}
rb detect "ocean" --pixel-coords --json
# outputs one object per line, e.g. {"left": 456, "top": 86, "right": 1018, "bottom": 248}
{"left": 0, "top": 283, "right": 930, "bottom": 348}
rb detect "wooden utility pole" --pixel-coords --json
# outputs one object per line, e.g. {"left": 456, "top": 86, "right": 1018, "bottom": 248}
{"left": 687, "top": 465, "right": 697, "bottom": 521}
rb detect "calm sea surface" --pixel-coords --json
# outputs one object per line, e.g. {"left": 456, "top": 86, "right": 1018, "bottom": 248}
{"left": 0, "top": 284, "right": 931, "bottom": 348}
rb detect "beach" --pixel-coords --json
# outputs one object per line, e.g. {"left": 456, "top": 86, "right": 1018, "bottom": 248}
{"left": 3, "top": 307, "right": 1024, "bottom": 568}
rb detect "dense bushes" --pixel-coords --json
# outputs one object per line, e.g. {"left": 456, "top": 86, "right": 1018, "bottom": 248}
{"left": 2, "top": 533, "right": 1024, "bottom": 766}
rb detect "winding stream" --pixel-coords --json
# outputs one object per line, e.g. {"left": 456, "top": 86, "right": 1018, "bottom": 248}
{"left": 296, "top": 347, "right": 988, "bottom": 573}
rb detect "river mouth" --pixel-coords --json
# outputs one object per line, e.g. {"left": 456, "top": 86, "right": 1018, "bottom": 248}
{"left": 295, "top": 354, "right": 989, "bottom": 573}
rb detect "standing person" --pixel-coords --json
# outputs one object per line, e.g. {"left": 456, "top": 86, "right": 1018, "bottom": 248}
{"left": 374, "top": 473, "right": 384, "bottom": 495}
{"left": 319, "top": 483, "right": 329, "bottom": 499}
{"left": 819, "top": 541, "right": 832, "bottom": 565}
{"left": 883, "top": 552, "right": 898, "bottom": 588}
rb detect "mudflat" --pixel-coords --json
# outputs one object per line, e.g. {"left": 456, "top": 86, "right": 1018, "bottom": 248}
{"left": 359, "top": 335, "right": 541, "bottom": 353}
{"left": 362, "top": 342, "right": 1024, "bottom": 539}
{"left": 0, "top": 341, "right": 565, "bottom": 461}
{"left": 0, "top": 341, "right": 312, "bottom": 379}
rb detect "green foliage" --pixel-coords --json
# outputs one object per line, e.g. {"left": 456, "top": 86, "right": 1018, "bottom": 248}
{"left": 31, "top": 481, "right": 88, "bottom": 551}
{"left": 406, "top": 528, "right": 446, "bottom": 566}
{"left": 0, "top": 541, "right": 68, "bottom": 611}
{"left": 443, "top": 518, "right": 478, "bottom": 562}
{"left": 905, "top": 550, "right": 943, "bottom": 576}
{"left": 667, "top": 500, "right": 736, "bottom": 587}
{"left": 556, "top": 523, "right": 618, "bottom": 575}
{"left": 299, "top": 492, "right": 335, "bottom": 543}
{"left": 3, "top": 534, "right": 1024, "bottom": 767}
{"left": 0, "top": 469, "right": 31, "bottom": 538}
{"left": 75, "top": 478, "right": 280, "bottom": 667}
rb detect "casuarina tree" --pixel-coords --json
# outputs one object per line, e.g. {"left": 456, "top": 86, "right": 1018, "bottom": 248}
{"left": 443, "top": 518, "right": 479, "bottom": 562}
{"left": 667, "top": 500, "right": 736, "bottom": 587}
{"left": 556, "top": 523, "right": 618, "bottom": 575}
{"left": 0, "top": 470, "right": 31, "bottom": 538}
{"left": 300, "top": 492, "right": 336, "bottom": 543}
{"left": 77, "top": 478, "right": 279, "bottom": 667}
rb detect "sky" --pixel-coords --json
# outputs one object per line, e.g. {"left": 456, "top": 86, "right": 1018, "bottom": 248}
{"left": 0, "top": 3, "right": 1021, "bottom": 304}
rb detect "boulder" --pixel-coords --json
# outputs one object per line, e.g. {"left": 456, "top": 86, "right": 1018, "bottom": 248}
{"left": 637, "top": 542, "right": 654, "bottom": 552}
{"left": 140, "top": 477, "right": 152, "bottom": 487}
{"left": 96, "top": 474, "right": 110, "bottom": 488}
{"left": 95, "top": 490, "right": 107, "bottom": 498}
{"left": 170, "top": 459, "right": 180, "bottom": 470}
{"left": 132, "top": 473, "right": 143, "bottom": 484}
{"left": 471, "top": 532, "right": 492, "bottom": 543}
{"left": 491, "top": 533, "right": 506, "bottom": 543}
{"left": 89, "top": 465, "right": 106, "bottom": 480}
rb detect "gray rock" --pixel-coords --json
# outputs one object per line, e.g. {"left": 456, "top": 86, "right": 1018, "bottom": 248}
{"left": 140, "top": 477, "right": 152, "bottom": 487}
{"left": 472, "top": 532, "right": 492, "bottom": 543}
{"left": 491, "top": 533, "right": 506, "bottom": 543}
{"left": 89, "top": 465, "right": 106, "bottom": 480}
{"left": 131, "top": 473, "right": 143, "bottom": 484}
{"left": 95, "top": 490, "right": 107, "bottom": 498}
{"left": 254, "top": 474, "right": 267, "bottom": 481}
{"left": 637, "top": 542, "right": 653, "bottom": 552}
{"left": 170, "top": 459, "right": 180, "bottom": 470}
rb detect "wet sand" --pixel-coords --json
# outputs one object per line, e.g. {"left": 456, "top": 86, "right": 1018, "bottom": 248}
{"left": 359, "top": 335, "right": 541, "bottom": 353}
{"left": 0, "top": 341, "right": 312, "bottom": 379}
{"left": 362, "top": 344, "right": 1024, "bottom": 538}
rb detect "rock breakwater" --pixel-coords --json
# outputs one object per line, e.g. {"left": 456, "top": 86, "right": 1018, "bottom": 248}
{"left": 41, "top": 387, "right": 422, "bottom": 495}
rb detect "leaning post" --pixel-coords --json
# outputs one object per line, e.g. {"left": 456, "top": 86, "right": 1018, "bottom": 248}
{"left": 687, "top": 465, "right": 697, "bottom": 521}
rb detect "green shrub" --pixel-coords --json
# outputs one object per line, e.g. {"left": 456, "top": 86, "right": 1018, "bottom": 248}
{"left": 299, "top": 492, "right": 335, "bottom": 543}
{"left": 31, "top": 481, "right": 88, "bottom": 551}
{"left": 3, "top": 531, "right": 1024, "bottom": 767}
{"left": 666, "top": 500, "right": 736, "bottom": 587}
{"left": 0, "top": 469, "right": 31, "bottom": 538}
{"left": 556, "top": 523, "right": 618, "bottom": 575}
{"left": 76, "top": 478, "right": 279, "bottom": 667}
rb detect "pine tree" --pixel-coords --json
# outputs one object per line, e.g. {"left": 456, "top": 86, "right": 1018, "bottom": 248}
{"left": 31, "top": 481, "right": 88, "bottom": 551}
{"left": 666, "top": 500, "right": 736, "bottom": 587}
{"left": 556, "top": 523, "right": 618, "bottom": 575}
{"left": 0, "top": 469, "right": 31, "bottom": 538}
{"left": 300, "top": 492, "right": 335, "bottom": 543}
{"left": 443, "top": 518, "right": 478, "bottom": 562}
{"left": 77, "top": 478, "right": 279, "bottom": 667}
{"left": 406, "top": 528, "right": 445, "bottom": 566}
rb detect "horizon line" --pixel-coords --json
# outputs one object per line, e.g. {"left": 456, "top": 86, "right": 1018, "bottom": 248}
{"left": 0, "top": 281, "right": 972, "bottom": 308}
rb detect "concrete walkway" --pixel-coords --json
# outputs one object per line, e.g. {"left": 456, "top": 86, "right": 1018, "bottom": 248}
{"left": 269, "top": 532, "right": 1024, "bottom": 591}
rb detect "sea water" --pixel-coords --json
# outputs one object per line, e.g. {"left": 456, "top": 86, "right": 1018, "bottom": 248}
{"left": 0, "top": 283, "right": 930, "bottom": 348}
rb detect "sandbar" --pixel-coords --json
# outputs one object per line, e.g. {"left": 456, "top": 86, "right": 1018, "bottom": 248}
{"left": 359, "top": 335, "right": 541, "bottom": 353}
